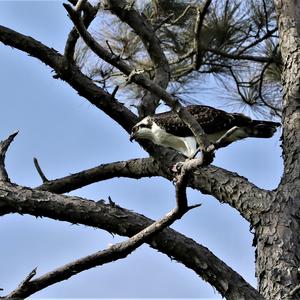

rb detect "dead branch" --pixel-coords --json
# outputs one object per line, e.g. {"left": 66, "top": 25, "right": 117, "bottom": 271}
{"left": 0, "top": 131, "right": 18, "bottom": 182}
{"left": 106, "top": 0, "right": 170, "bottom": 116}
{"left": 36, "top": 157, "right": 160, "bottom": 194}
{"left": 0, "top": 180, "right": 264, "bottom": 300}
{"left": 64, "top": 0, "right": 98, "bottom": 61}
{"left": 33, "top": 157, "right": 49, "bottom": 183}
{"left": 3, "top": 176, "right": 198, "bottom": 299}
{"left": 0, "top": 25, "right": 137, "bottom": 132}
{"left": 194, "top": 0, "right": 212, "bottom": 70}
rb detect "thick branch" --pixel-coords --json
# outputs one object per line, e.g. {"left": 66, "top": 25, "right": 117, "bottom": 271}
{"left": 0, "top": 25, "right": 137, "bottom": 133}
{"left": 0, "top": 181, "right": 264, "bottom": 300}
{"left": 36, "top": 157, "right": 160, "bottom": 193}
{"left": 4, "top": 180, "right": 194, "bottom": 299}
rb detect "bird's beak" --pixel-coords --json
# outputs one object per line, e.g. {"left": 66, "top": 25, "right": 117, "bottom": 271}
{"left": 129, "top": 132, "right": 136, "bottom": 142}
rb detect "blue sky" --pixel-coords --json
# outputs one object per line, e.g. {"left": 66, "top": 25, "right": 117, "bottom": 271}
{"left": 0, "top": 1, "right": 283, "bottom": 298}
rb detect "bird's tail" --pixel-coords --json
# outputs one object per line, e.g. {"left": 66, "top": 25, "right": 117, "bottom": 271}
{"left": 245, "top": 120, "right": 281, "bottom": 138}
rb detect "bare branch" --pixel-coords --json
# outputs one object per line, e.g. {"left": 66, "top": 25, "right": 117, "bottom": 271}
{"left": 64, "top": 0, "right": 98, "bottom": 61}
{"left": 106, "top": 0, "right": 170, "bottom": 116}
{"left": 4, "top": 183, "right": 196, "bottom": 299}
{"left": 171, "top": 4, "right": 192, "bottom": 25}
{"left": 33, "top": 157, "right": 49, "bottom": 183}
{"left": 0, "top": 181, "right": 264, "bottom": 300}
{"left": 238, "top": 27, "right": 278, "bottom": 55}
{"left": 0, "top": 25, "right": 137, "bottom": 133}
{"left": 204, "top": 47, "right": 274, "bottom": 63}
{"left": 194, "top": 0, "right": 212, "bottom": 70}
{"left": 0, "top": 131, "right": 18, "bottom": 182}
{"left": 36, "top": 157, "right": 160, "bottom": 194}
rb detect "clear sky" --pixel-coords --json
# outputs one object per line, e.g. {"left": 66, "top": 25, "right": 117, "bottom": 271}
{"left": 0, "top": 1, "right": 283, "bottom": 299}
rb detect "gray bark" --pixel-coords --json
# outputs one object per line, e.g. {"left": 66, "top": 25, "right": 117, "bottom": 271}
{"left": 255, "top": 1, "right": 300, "bottom": 299}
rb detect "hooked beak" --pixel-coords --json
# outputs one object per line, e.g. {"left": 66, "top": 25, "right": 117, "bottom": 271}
{"left": 129, "top": 132, "right": 136, "bottom": 142}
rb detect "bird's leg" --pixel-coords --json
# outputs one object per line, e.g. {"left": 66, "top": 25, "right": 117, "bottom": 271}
{"left": 172, "top": 157, "right": 207, "bottom": 183}
{"left": 188, "top": 147, "right": 201, "bottom": 159}
{"left": 173, "top": 127, "right": 240, "bottom": 178}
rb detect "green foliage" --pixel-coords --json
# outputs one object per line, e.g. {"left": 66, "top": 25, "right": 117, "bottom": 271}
{"left": 76, "top": 0, "right": 282, "bottom": 118}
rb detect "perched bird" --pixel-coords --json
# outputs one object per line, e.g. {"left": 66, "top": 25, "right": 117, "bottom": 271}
{"left": 130, "top": 105, "right": 280, "bottom": 157}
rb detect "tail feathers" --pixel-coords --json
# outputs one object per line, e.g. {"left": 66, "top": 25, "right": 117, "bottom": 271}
{"left": 246, "top": 120, "right": 281, "bottom": 138}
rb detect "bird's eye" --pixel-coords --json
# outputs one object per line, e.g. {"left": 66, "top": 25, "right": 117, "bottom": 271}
{"left": 132, "top": 126, "right": 138, "bottom": 133}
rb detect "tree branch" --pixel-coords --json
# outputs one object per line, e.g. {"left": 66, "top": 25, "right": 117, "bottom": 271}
{"left": 0, "top": 181, "right": 264, "bottom": 300}
{"left": 33, "top": 157, "right": 49, "bottom": 183}
{"left": 194, "top": 0, "right": 212, "bottom": 70}
{"left": 63, "top": 4, "right": 212, "bottom": 162}
{"left": 0, "top": 24, "right": 271, "bottom": 220}
{"left": 204, "top": 47, "right": 275, "bottom": 63}
{"left": 0, "top": 131, "right": 18, "bottom": 182}
{"left": 64, "top": 0, "right": 99, "bottom": 61}
{"left": 3, "top": 175, "right": 196, "bottom": 299}
{"left": 36, "top": 157, "right": 160, "bottom": 193}
{"left": 238, "top": 27, "right": 278, "bottom": 55}
{"left": 0, "top": 25, "right": 137, "bottom": 133}
{"left": 106, "top": 0, "right": 170, "bottom": 116}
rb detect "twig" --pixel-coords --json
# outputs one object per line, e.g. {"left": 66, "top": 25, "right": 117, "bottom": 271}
{"left": 194, "top": 0, "right": 212, "bottom": 70}
{"left": 106, "top": 40, "right": 116, "bottom": 56}
{"left": 33, "top": 158, "right": 49, "bottom": 183}
{"left": 107, "top": 0, "right": 170, "bottom": 116}
{"left": 203, "top": 47, "right": 274, "bottom": 63}
{"left": 228, "top": 67, "right": 252, "bottom": 105}
{"left": 171, "top": 5, "right": 192, "bottom": 25}
{"left": 111, "top": 85, "right": 119, "bottom": 98}
{"left": 237, "top": 27, "right": 277, "bottom": 55}
{"left": 174, "top": 158, "right": 203, "bottom": 211}
{"left": 262, "top": 0, "right": 270, "bottom": 33}
{"left": 0, "top": 131, "right": 19, "bottom": 182}
{"left": 257, "top": 45, "right": 282, "bottom": 117}
{"left": 154, "top": 13, "right": 174, "bottom": 31}
{"left": 207, "top": 127, "right": 239, "bottom": 152}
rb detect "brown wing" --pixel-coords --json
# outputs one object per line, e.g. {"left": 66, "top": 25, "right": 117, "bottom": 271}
{"left": 152, "top": 105, "right": 252, "bottom": 137}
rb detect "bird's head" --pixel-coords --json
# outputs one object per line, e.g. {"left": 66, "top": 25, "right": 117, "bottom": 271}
{"left": 130, "top": 117, "right": 153, "bottom": 142}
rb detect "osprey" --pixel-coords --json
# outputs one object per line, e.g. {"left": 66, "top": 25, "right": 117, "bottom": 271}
{"left": 130, "top": 105, "right": 280, "bottom": 157}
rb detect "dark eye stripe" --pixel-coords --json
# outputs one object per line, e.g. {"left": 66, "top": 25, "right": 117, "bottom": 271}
{"left": 139, "top": 124, "right": 148, "bottom": 128}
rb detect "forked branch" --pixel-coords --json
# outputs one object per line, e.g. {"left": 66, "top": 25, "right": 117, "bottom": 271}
{"left": 2, "top": 156, "right": 199, "bottom": 299}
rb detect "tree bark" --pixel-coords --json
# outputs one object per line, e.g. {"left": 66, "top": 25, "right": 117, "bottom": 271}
{"left": 255, "top": 1, "right": 300, "bottom": 299}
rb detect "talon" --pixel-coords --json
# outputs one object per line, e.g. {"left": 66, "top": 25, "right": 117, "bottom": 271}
{"left": 172, "top": 162, "right": 183, "bottom": 173}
